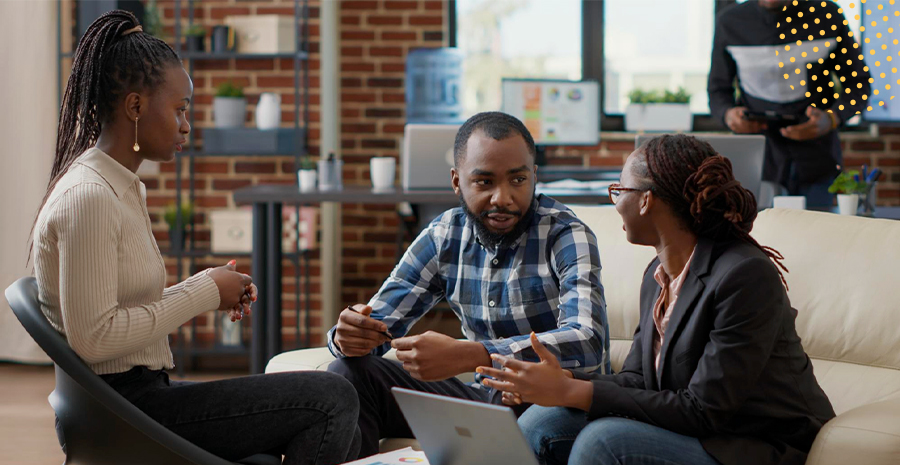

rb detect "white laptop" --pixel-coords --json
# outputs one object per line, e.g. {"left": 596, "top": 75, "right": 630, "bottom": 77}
{"left": 634, "top": 134, "right": 766, "bottom": 202}
{"left": 402, "top": 124, "right": 461, "bottom": 191}
{"left": 392, "top": 387, "right": 540, "bottom": 465}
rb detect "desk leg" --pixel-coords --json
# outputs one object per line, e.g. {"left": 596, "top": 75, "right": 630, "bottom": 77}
{"left": 251, "top": 203, "right": 268, "bottom": 374}
{"left": 265, "top": 202, "right": 283, "bottom": 365}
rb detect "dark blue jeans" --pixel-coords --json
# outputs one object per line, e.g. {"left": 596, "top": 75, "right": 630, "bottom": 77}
{"left": 100, "top": 367, "right": 361, "bottom": 465}
{"left": 519, "top": 406, "right": 720, "bottom": 465}
{"left": 327, "top": 355, "right": 529, "bottom": 459}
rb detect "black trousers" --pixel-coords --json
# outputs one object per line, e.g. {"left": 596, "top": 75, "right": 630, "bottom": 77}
{"left": 87, "top": 367, "right": 361, "bottom": 465}
{"left": 328, "top": 355, "right": 528, "bottom": 459}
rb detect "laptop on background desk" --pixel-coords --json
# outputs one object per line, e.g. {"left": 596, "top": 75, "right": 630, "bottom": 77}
{"left": 402, "top": 124, "right": 461, "bottom": 191}
{"left": 392, "top": 387, "right": 540, "bottom": 465}
{"left": 635, "top": 134, "right": 765, "bottom": 202}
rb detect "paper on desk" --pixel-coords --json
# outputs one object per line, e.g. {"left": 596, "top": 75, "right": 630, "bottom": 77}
{"left": 536, "top": 178, "right": 614, "bottom": 191}
{"left": 342, "top": 447, "right": 430, "bottom": 465}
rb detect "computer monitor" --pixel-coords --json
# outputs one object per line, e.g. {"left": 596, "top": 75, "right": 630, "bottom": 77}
{"left": 502, "top": 78, "right": 600, "bottom": 164}
{"left": 634, "top": 134, "right": 766, "bottom": 203}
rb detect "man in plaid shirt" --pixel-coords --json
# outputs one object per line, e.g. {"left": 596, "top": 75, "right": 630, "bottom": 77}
{"left": 328, "top": 111, "right": 609, "bottom": 458}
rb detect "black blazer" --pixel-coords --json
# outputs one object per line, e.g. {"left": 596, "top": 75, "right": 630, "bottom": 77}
{"left": 574, "top": 237, "right": 835, "bottom": 465}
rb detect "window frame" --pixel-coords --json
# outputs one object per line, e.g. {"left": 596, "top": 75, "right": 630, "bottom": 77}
{"left": 448, "top": 0, "right": 877, "bottom": 133}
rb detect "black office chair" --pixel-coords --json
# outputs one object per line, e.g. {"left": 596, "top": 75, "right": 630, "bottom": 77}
{"left": 5, "top": 277, "right": 281, "bottom": 465}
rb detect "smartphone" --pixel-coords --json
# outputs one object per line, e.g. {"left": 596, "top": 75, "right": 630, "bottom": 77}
{"left": 743, "top": 110, "right": 806, "bottom": 126}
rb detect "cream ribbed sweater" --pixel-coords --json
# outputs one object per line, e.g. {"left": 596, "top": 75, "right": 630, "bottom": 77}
{"left": 32, "top": 148, "right": 220, "bottom": 375}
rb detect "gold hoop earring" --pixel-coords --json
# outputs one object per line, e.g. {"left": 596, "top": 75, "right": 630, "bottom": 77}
{"left": 133, "top": 117, "right": 140, "bottom": 152}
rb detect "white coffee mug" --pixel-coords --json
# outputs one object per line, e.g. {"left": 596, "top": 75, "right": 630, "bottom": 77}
{"left": 370, "top": 157, "right": 396, "bottom": 191}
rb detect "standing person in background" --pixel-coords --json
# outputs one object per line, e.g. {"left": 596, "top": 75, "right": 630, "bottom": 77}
{"left": 709, "top": 0, "right": 871, "bottom": 209}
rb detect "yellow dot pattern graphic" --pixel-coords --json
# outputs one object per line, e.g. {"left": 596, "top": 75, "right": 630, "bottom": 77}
{"left": 780, "top": 0, "right": 897, "bottom": 113}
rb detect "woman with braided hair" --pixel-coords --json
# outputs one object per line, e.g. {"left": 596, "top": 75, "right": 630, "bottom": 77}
{"left": 31, "top": 10, "right": 359, "bottom": 464}
{"left": 476, "top": 134, "right": 835, "bottom": 465}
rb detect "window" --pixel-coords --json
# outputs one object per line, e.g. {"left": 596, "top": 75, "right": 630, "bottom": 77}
{"left": 450, "top": 1, "right": 870, "bottom": 131}
{"left": 454, "top": 0, "right": 583, "bottom": 117}
{"left": 603, "top": 0, "right": 716, "bottom": 115}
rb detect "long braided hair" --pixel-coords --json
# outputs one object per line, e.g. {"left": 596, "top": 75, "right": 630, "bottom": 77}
{"left": 634, "top": 134, "right": 789, "bottom": 288}
{"left": 28, "top": 10, "right": 181, "bottom": 261}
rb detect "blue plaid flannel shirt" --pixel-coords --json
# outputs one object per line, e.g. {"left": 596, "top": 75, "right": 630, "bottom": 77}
{"left": 327, "top": 194, "right": 610, "bottom": 374}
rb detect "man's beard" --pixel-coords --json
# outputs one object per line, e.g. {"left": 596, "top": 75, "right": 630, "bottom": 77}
{"left": 458, "top": 190, "right": 537, "bottom": 251}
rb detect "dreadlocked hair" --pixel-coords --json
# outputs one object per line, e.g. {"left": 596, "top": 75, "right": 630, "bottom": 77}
{"left": 28, "top": 10, "right": 181, "bottom": 263}
{"left": 634, "top": 134, "right": 789, "bottom": 289}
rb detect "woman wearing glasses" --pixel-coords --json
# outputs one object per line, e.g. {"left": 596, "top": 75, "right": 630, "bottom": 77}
{"left": 477, "top": 134, "right": 834, "bottom": 465}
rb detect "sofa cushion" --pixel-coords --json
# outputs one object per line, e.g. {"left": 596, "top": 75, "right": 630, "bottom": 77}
{"left": 750, "top": 209, "right": 900, "bottom": 372}
{"left": 567, "top": 205, "right": 657, "bottom": 344}
{"left": 751, "top": 209, "right": 900, "bottom": 414}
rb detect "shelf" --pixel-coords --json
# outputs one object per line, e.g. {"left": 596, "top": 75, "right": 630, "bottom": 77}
{"left": 180, "top": 51, "right": 309, "bottom": 60}
{"left": 185, "top": 127, "right": 304, "bottom": 156}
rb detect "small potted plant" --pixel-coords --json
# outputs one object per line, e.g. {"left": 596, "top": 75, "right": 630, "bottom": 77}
{"left": 182, "top": 24, "right": 206, "bottom": 52}
{"left": 182, "top": 23, "right": 206, "bottom": 52}
{"left": 297, "top": 156, "right": 317, "bottom": 193}
{"left": 164, "top": 202, "right": 194, "bottom": 251}
{"left": 828, "top": 170, "right": 867, "bottom": 215}
{"left": 213, "top": 81, "right": 246, "bottom": 128}
{"left": 625, "top": 87, "right": 692, "bottom": 132}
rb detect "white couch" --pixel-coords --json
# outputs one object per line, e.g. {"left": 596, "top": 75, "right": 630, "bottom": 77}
{"left": 266, "top": 207, "right": 900, "bottom": 465}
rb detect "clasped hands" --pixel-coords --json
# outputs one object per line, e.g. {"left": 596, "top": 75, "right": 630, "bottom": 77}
{"left": 207, "top": 260, "right": 257, "bottom": 323}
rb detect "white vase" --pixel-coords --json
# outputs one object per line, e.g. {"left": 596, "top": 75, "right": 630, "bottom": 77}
{"left": 256, "top": 92, "right": 281, "bottom": 130}
{"left": 213, "top": 97, "right": 246, "bottom": 128}
{"left": 837, "top": 193, "right": 859, "bottom": 215}
{"left": 298, "top": 169, "right": 317, "bottom": 192}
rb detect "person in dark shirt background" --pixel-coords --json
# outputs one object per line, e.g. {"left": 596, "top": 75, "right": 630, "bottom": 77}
{"left": 709, "top": 0, "right": 871, "bottom": 209}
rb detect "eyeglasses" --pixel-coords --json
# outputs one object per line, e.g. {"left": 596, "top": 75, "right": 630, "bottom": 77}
{"left": 608, "top": 183, "right": 648, "bottom": 205}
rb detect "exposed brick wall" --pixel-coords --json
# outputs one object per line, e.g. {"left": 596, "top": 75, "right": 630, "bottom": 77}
{"left": 139, "top": 0, "right": 898, "bottom": 354}
{"left": 337, "top": 0, "right": 446, "bottom": 307}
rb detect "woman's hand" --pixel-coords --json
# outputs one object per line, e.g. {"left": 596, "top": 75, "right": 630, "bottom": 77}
{"left": 227, "top": 283, "right": 257, "bottom": 322}
{"left": 476, "top": 332, "right": 590, "bottom": 409}
{"left": 208, "top": 260, "right": 254, "bottom": 312}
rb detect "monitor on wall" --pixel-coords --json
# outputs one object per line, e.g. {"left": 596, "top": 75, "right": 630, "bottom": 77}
{"left": 501, "top": 79, "right": 600, "bottom": 164}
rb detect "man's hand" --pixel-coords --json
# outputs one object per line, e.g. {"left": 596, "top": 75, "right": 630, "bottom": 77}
{"left": 725, "top": 106, "right": 768, "bottom": 134}
{"left": 334, "top": 304, "right": 392, "bottom": 357}
{"left": 477, "top": 333, "right": 592, "bottom": 411}
{"left": 392, "top": 331, "right": 482, "bottom": 382}
{"left": 781, "top": 106, "right": 834, "bottom": 141}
